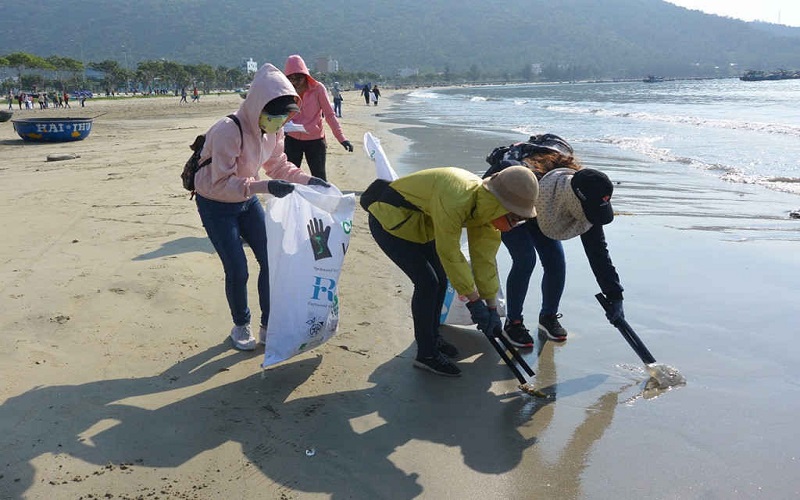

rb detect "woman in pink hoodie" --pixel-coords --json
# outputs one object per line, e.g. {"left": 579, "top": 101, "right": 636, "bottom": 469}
{"left": 283, "top": 54, "right": 353, "bottom": 181}
{"left": 194, "top": 63, "right": 329, "bottom": 351}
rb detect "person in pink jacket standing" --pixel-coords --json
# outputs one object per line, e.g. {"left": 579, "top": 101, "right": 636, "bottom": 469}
{"left": 283, "top": 54, "right": 354, "bottom": 181}
{"left": 193, "top": 63, "right": 330, "bottom": 351}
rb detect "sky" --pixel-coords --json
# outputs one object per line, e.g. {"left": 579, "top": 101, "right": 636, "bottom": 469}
{"left": 666, "top": 0, "right": 800, "bottom": 27}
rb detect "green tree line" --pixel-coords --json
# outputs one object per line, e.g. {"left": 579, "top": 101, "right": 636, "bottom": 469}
{"left": 0, "top": 52, "right": 252, "bottom": 94}
{"left": 1, "top": 51, "right": 563, "bottom": 98}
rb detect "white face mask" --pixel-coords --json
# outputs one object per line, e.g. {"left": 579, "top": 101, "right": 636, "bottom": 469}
{"left": 259, "top": 113, "right": 289, "bottom": 134}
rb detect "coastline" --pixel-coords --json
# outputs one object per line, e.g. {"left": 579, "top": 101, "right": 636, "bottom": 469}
{"left": 371, "top": 87, "right": 800, "bottom": 499}
{"left": 2, "top": 89, "right": 800, "bottom": 499}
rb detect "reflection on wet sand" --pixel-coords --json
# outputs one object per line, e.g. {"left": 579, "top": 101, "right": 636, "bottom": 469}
{"left": 507, "top": 333, "right": 637, "bottom": 498}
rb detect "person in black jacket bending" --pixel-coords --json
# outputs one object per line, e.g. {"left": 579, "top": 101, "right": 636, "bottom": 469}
{"left": 483, "top": 134, "right": 624, "bottom": 348}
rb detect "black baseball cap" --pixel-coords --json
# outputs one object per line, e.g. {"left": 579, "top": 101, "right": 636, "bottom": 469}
{"left": 263, "top": 95, "right": 300, "bottom": 115}
{"left": 520, "top": 133, "right": 574, "bottom": 158}
{"left": 571, "top": 169, "right": 614, "bottom": 225}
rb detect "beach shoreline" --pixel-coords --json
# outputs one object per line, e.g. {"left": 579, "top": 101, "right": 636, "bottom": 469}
{"left": 3, "top": 87, "right": 800, "bottom": 499}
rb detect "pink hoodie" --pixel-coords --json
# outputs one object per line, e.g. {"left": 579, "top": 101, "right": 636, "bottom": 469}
{"left": 283, "top": 55, "right": 347, "bottom": 143}
{"left": 193, "top": 63, "right": 312, "bottom": 203}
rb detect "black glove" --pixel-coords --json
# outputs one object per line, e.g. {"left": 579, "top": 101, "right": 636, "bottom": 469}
{"left": 340, "top": 140, "right": 354, "bottom": 152}
{"left": 466, "top": 300, "right": 502, "bottom": 336}
{"left": 307, "top": 177, "right": 331, "bottom": 188}
{"left": 486, "top": 308, "right": 502, "bottom": 337}
{"left": 267, "top": 179, "right": 294, "bottom": 198}
{"left": 605, "top": 297, "right": 625, "bottom": 324}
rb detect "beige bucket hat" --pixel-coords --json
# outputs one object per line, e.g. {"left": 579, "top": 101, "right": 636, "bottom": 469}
{"left": 483, "top": 166, "right": 539, "bottom": 218}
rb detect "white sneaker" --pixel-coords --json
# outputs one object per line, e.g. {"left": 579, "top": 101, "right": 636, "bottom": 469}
{"left": 230, "top": 324, "right": 256, "bottom": 351}
{"left": 258, "top": 325, "right": 267, "bottom": 345}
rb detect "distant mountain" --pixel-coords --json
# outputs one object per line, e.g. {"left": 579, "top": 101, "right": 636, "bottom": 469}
{"left": 2, "top": 0, "right": 800, "bottom": 79}
{"left": 749, "top": 21, "right": 800, "bottom": 39}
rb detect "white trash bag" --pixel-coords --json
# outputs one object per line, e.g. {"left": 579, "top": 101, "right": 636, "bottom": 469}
{"left": 440, "top": 280, "right": 507, "bottom": 326}
{"left": 263, "top": 184, "right": 356, "bottom": 367}
{"left": 363, "top": 132, "right": 399, "bottom": 180}
{"left": 439, "top": 242, "right": 507, "bottom": 325}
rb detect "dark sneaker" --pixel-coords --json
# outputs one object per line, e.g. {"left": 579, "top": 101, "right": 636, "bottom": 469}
{"left": 538, "top": 313, "right": 568, "bottom": 342}
{"left": 414, "top": 353, "right": 462, "bottom": 377}
{"left": 435, "top": 336, "right": 459, "bottom": 358}
{"left": 502, "top": 320, "right": 534, "bottom": 348}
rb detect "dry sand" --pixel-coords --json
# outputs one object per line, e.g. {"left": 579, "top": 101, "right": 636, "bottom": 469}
{"left": 0, "top": 92, "right": 564, "bottom": 499}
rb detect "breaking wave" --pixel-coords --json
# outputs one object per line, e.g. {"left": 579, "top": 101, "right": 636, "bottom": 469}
{"left": 596, "top": 136, "right": 800, "bottom": 195}
{"left": 544, "top": 104, "right": 800, "bottom": 138}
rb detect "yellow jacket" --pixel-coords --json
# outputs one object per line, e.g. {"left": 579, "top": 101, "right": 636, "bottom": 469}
{"left": 368, "top": 167, "right": 508, "bottom": 300}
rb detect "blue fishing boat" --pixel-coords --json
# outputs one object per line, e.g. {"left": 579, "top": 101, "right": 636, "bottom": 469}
{"left": 11, "top": 117, "right": 93, "bottom": 142}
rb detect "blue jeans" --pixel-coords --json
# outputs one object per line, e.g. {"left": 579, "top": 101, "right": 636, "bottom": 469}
{"left": 333, "top": 98, "right": 342, "bottom": 117}
{"left": 369, "top": 215, "right": 447, "bottom": 358}
{"left": 196, "top": 194, "right": 270, "bottom": 327}
{"left": 501, "top": 219, "right": 566, "bottom": 321}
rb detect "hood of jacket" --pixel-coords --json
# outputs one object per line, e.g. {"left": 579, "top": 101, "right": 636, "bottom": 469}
{"left": 535, "top": 168, "right": 593, "bottom": 240}
{"left": 238, "top": 63, "right": 298, "bottom": 133}
{"left": 284, "top": 54, "right": 310, "bottom": 76}
{"left": 284, "top": 54, "right": 317, "bottom": 88}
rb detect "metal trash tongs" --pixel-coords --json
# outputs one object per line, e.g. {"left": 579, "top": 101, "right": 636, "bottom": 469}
{"left": 481, "top": 327, "right": 542, "bottom": 395}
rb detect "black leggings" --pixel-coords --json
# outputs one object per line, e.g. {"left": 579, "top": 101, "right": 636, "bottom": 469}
{"left": 368, "top": 215, "right": 447, "bottom": 358}
{"left": 284, "top": 136, "right": 327, "bottom": 180}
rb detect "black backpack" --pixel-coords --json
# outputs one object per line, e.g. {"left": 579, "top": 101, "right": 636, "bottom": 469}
{"left": 485, "top": 144, "right": 511, "bottom": 169}
{"left": 181, "top": 114, "right": 242, "bottom": 197}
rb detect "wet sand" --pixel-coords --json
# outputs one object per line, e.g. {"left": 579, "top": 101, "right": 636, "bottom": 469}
{"left": 1, "top": 90, "right": 800, "bottom": 499}
{"left": 387, "top": 98, "right": 800, "bottom": 498}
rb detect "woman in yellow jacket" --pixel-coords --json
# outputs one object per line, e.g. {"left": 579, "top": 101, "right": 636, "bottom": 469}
{"left": 362, "top": 166, "right": 539, "bottom": 376}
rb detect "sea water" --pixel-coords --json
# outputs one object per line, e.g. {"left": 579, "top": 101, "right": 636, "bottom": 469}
{"left": 391, "top": 78, "right": 800, "bottom": 196}
{"left": 377, "top": 79, "right": 800, "bottom": 497}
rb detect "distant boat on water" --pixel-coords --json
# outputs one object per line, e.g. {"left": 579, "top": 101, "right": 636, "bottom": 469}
{"left": 643, "top": 75, "right": 665, "bottom": 83}
{"left": 740, "top": 69, "right": 800, "bottom": 81}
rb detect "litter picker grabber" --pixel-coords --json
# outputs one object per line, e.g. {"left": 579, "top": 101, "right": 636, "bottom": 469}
{"left": 595, "top": 293, "right": 685, "bottom": 389}
{"left": 595, "top": 293, "right": 656, "bottom": 364}
{"left": 481, "top": 327, "right": 545, "bottom": 396}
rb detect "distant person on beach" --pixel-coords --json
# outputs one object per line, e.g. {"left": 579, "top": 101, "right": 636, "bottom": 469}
{"left": 282, "top": 54, "right": 353, "bottom": 181}
{"left": 331, "top": 81, "right": 343, "bottom": 118}
{"left": 192, "top": 63, "right": 330, "bottom": 351}
{"left": 361, "top": 166, "right": 539, "bottom": 377}
{"left": 483, "top": 134, "right": 624, "bottom": 348}
{"left": 179, "top": 87, "right": 188, "bottom": 104}
{"left": 361, "top": 83, "right": 371, "bottom": 105}
{"left": 192, "top": 86, "right": 199, "bottom": 102}
{"left": 6, "top": 91, "right": 12, "bottom": 110}
{"left": 63, "top": 91, "right": 71, "bottom": 109}
{"left": 371, "top": 85, "right": 381, "bottom": 106}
